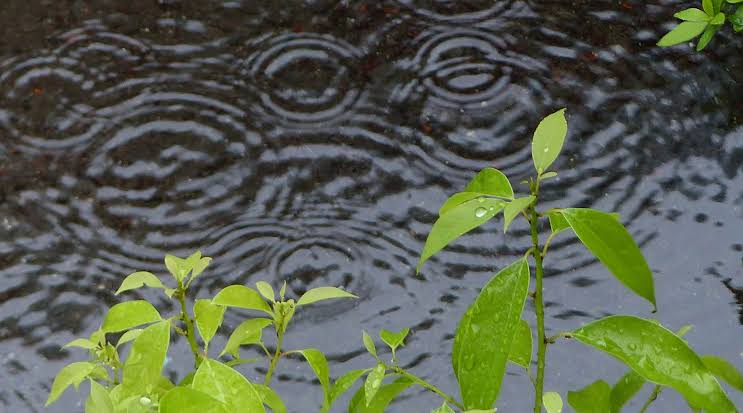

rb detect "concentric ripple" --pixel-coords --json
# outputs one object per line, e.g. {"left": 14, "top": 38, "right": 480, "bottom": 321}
{"left": 395, "top": 0, "right": 519, "bottom": 23}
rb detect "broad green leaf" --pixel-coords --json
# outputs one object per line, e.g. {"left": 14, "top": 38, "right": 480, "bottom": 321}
{"left": 432, "top": 402, "right": 456, "bottom": 413}
{"left": 702, "top": 355, "right": 743, "bottom": 393}
{"left": 452, "top": 259, "right": 530, "bottom": 410}
{"left": 509, "top": 320, "right": 532, "bottom": 369}
{"left": 711, "top": 12, "right": 726, "bottom": 24}
{"left": 365, "top": 364, "right": 386, "bottom": 406}
{"left": 610, "top": 371, "right": 645, "bottom": 413}
{"left": 116, "top": 329, "right": 143, "bottom": 347}
{"left": 101, "top": 300, "right": 162, "bottom": 333}
{"left": 192, "top": 359, "right": 265, "bottom": 412}
{"left": 572, "top": 316, "right": 736, "bottom": 413}
{"left": 704, "top": 0, "right": 716, "bottom": 15}
{"left": 187, "top": 251, "right": 211, "bottom": 283}
{"left": 657, "top": 21, "right": 708, "bottom": 46}
{"left": 254, "top": 384, "right": 287, "bottom": 413}
{"left": 379, "top": 328, "right": 410, "bottom": 354}
{"left": 417, "top": 198, "right": 506, "bottom": 272}
{"left": 697, "top": 24, "right": 720, "bottom": 51}
{"left": 327, "top": 369, "right": 371, "bottom": 412}
{"left": 159, "top": 387, "right": 228, "bottom": 413}
{"left": 115, "top": 272, "right": 167, "bottom": 296}
{"left": 349, "top": 377, "right": 413, "bottom": 413}
{"left": 212, "top": 285, "right": 273, "bottom": 314}
{"left": 543, "top": 392, "right": 563, "bottom": 413}
{"left": 548, "top": 211, "right": 570, "bottom": 234}
{"left": 294, "top": 349, "right": 331, "bottom": 410}
{"left": 464, "top": 168, "right": 514, "bottom": 199}
{"left": 165, "top": 254, "right": 189, "bottom": 282}
{"left": 675, "top": 8, "right": 711, "bottom": 21}
{"left": 503, "top": 196, "right": 535, "bottom": 233}
{"left": 220, "top": 318, "right": 273, "bottom": 358}
{"left": 122, "top": 320, "right": 170, "bottom": 396}
{"left": 531, "top": 109, "right": 568, "bottom": 174}
{"left": 46, "top": 361, "right": 97, "bottom": 406}
{"left": 85, "top": 379, "right": 114, "bottom": 413}
{"left": 63, "top": 338, "right": 97, "bottom": 350}
{"left": 256, "top": 281, "right": 275, "bottom": 302}
{"left": 194, "top": 299, "right": 225, "bottom": 349}
{"left": 561, "top": 208, "right": 656, "bottom": 309}
{"left": 297, "top": 287, "right": 358, "bottom": 306}
{"left": 568, "top": 380, "right": 611, "bottom": 413}
{"left": 439, "top": 192, "right": 491, "bottom": 215}
{"left": 363, "top": 331, "right": 378, "bottom": 358}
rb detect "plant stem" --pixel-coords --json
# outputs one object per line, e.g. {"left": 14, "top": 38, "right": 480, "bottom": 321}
{"left": 639, "top": 384, "right": 662, "bottom": 413}
{"left": 389, "top": 366, "right": 465, "bottom": 411}
{"left": 176, "top": 287, "right": 202, "bottom": 368}
{"left": 529, "top": 192, "right": 547, "bottom": 413}
{"left": 264, "top": 332, "right": 284, "bottom": 386}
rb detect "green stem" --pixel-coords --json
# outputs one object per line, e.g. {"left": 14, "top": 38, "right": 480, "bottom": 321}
{"left": 264, "top": 332, "right": 284, "bottom": 386}
{"left": 639, "top": 385, "right": 662, "bottom": 413}
{"left": 176, "top": 287, "right": 202, "bottom": 368}
{"left": 389, "top": 366, "right": 465, "bottom": 411}
{"left": 529, "top": 191, "right": 547, "bottom": 413}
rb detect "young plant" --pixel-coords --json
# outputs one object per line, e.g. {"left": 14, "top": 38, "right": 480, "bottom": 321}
{"left": 658, "top": 0, "right": 743, "bottom": 51}
{"left": 46, "top": 251, "right": 358, "bottom": 413}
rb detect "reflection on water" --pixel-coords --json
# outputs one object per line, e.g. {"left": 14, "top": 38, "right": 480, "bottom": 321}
{"left": 0, "top": 1, "right": 742, "bottom": 412}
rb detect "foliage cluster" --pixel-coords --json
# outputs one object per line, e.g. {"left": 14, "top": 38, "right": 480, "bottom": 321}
{"left": 659, "top": 0, "right": 743, "bottom": 50}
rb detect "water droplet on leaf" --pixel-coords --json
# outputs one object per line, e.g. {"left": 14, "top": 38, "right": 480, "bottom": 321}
{"left": 475, "top": 207, "right": 487, "bottom": 218}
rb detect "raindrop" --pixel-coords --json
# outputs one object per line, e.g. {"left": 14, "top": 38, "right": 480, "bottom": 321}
{"left": 475, "top": 207, "right": 487, "bottom": 218}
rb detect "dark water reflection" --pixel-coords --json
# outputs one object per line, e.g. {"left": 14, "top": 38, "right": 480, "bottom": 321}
{"left": 0, "top": 1, "right": 742, "bottom": 411}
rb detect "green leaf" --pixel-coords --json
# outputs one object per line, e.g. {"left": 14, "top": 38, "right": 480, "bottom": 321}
{"left": 572, "top": 316, "right": 736, "bottom": 413}
{"left": 452, "top": 259, "right": 530, "bottom": 410}
{"left": 363, "top": 331, "right": 378, "bottom": 358}
{"left": 704, "top": 0, "right": 716, "bottom": 15}
{"left": 732, "top": 6, "right": 743, "bottom": 31}
{"left": 188, "top": 252, "right": 211, "bottom": 284}
{"left": 543, "top": 391, "right": 564, "bottom": 413}
{"left": 159, "top": 387, "right": 229, "bottom": 413}
{"left": 531, "top": 108, "right": 568, "bottom": 174}
{"left": 46, "top": 361, "right": 97, "bottom": 406}
{"left": 561, "top": 208, "right": 656, "bottom": 310}
{"left": 165, "top": 254, "right": 189, "bottom": 282}
{"left": 327, "top": 369, "right": 371, "bottom": 412}
{"left": 349, "top": 377, "right": 413, "bottom": 413}
{"left": 657, "top": 21, "right": 709, "bottom": 47}
{"left": 192, "top": 359, "right": 265, "bottom": 412}
{"left": 711, "top": 12, "right": 726, "bottom": 24}
{"left": 379, "top": 328, "right": 410, "bottom": 354}
{"left": 115, "top": 272, "right": 167, "bottom": 295}
{"left": 297, "top": 287, "right": 358, "bottom": 306}
{"left": 116, "top": 329, "right": 143, "bottom": 347}
{"left": 541, "top": 171, "right": 558, "bottom": 179}
{"left": 439, "top": 192, "right": 490, "bottom": 215}
{"left": 431, "top": 402, "right": 456, "bottom": 413}
{"left": 254, "top": 384, "right": 287, "bottom": 413}
{"left": 702, "top": 355, "right": 743, "bottom": 393}
{"left": 63, "top": 338, "right": 97, "bottom": 350}
{"left": 256, "top": 281, "right": 275, "bottom": 302}
{"left": 568, "top": 380, "right": 611, "bottom": 413}
{"left": 212, "top": 285, "right": 273, "bottom": 314}
{"left": 697, "top": 24, "right": 720, "bottom": 51}
{"left": 122, "top": 320, "right": 170, "bottom": 396}
{"left": 294, "top": 349, "right": 331, "bottom": 410}
{"left": 365, "top": 364, "right": 386, "bottom": 406}
{"left": 279, "top": 281, "right": 287, "bottom": 300}
{"left": 610, "top": 371, "right": 645, "bottom": 413}
{"left": 85, "top": 379, "right": 114, "bottom": 413}
{"left": 417, "top": 198, "right": 506, "bottom": 272}
{"left": 503, "top": 196, "right": 535, "bottom": 233}
{"left": 464, "top": 168, "right": 514, "bottom": 199}
{"left": 194, "top": 299, "right": 226, "bottom": 349}
{"left": 101, "top": 300, "right": 162, "bottom": 333}
{"left": 675, "top": 8, "right": 712, "bottom": 21}
{"left": 548, "top": 211, "right": 570, "bottom": 234}
{"left": 220, "top": 318, "right": 273, "bottom": 358}
{"left": 509, "top": 319, "right": 532, "bottom": 369}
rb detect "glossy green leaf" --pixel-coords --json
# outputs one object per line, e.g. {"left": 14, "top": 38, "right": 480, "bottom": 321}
{"left": 657, "top": 21, "right": 708, "bottom": 46}
{"left": 220, "top": 318, "right": 273, "bottom": 358}
{"left": 212, "top": 285, "right": 273, "bottom": 314}
{"left": 363, "top": 331, "right": 377, "bottom": 358}
{"left": 101, "top": 300, "right": 162, "bottom": 333}
{"left": 417, "top": 198, "right": 506, "bottom": 272}
{"left": 85, "top": 379, "right": 114, "bottom": 413}
{"left": 548, "top": 211, "right": 570, "bottom": 234}
{"left": 379, "top": 328, "right": 409, "bottom": 354}
{"left": 610, "top": 371, "right": 645, "bottom": 413}
{"left": 63, "top": 338, "right": 97, "bottom": 350}
{"left": 697, "top": 24, "right": 720, "bottom": 51}
{"left": 122, "top": 320, "right": 170, "bottom": 396}
{"left": 254, "top": 384, "right": 287, "bottom": 413}
{"left": 675, "top": 8, "right": 712, "bottom": 21}
{"left": 349, "top": 377, "right": 413, "bottom": 413}
{"left": 297, "top": 287, "right": 358, "bottom": 306}
{"left": 572, "top": 316, "right": 736, "bottom": 413}
{"left": 115, "top": 272, "right": 167, "bottom": 295}
{"left": 294, "top": 349, "right": 331, "bottom": 410}
{"left": 464, "top": 168, "right": 514, "bottom": 199}
{"left": 452, "top": 259, "right": 530, "bottom": 409}
{"left": 159, "top": 386, "right": 228, "bottom": 413}
{"left": 431, "top": 402, "right": 456, "bottom": 413}
{"left": 116, "top": 329, "right": 143, "bottom": 347}
{"left": 165, "top": 254, "right": 189, "bottom": 282}
{"left": 568, "top": 380, "right": 611, "bottom": 413}
{"left": 503, "top": 196, "right": 535, "bottom": 233}
{"left": 702, "top": 355, "right": 743, "bottom": 393}
{"left": 327, "top": 369, "right": 371, "bottom": 412}
{"left": 192, "top": 359, "right": 265, "bottom": 412}
{"left": 439, "top": 192, "right": 489, "bottom": 215}
{"left": 365, "top": 364, "right": 386, "bottom": 406}
{"left": 256, "top": 281, "right": 275, "bottom": 302}
{"left": 561, "top": 208, "right": 656, "bottom": 309}
{"left": 543, "top": 391, "right": 563, "bottom": 413}
{"left": 509, "top": 319, "right": 532, "bottom": 369}
{"left": 194, "top": 299, "right": 225, "bottom": 349}
{"left": 531, "top": 108, "right": 568, "bottom": 174}
{"left": 46, "top": 361, "right": 97, "bottom": 406}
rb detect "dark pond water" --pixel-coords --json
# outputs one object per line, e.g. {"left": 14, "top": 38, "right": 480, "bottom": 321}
{"left": 1, "top": 1, "right": 742, "bottom": 412}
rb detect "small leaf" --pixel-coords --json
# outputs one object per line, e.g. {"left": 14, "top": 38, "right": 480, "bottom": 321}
{"left": 194, "top": 299, "right": 226, "bottom": 349}
{"left": 192, "top": 359, "right": 265, "bottom": 412}
{"left": 508, "top": 320, "right": 533, "bottom": 369}
{"left": 115, "top": 271, "right": 167, "bottom": 295}
{"left": 363, "top": 331, "right": 378, "bottom": 358}
{"left": 212, "top": 285, "right": 273, "bottom": 314}
{"left": 220, "top": 318, "right": 273, "bottom": 358}
{"left": 697, "top": 23, "right": 720, "bottom": 51}
{"left": 254, "top": 384, "right": 287, "bottom": 413}
{"left": 364, "top": 364, "right": 386, "bottom": 406}
{"left": 453, "top": 259, "right": 530, "bottom": 410}
{"left": 431, "top": 402, "right": 456, "bottom": 413}
{"left": 101, "top": 300, "right": 162, "bottom": 333}
{"left": 256, "top": 281, "right": 275, "bottom": 302}
{"left": 702, "top": 355, "right": 743, "bottom": 393}
{"left": 159, "top": 386, "right": 229, "bottom": 413}
{"left": 297, "top": 287, "right": 358, "bottom": 306}
{"left": 63, "top": 338, "right": 97, "bottom": 350}
{"left": 503, "top": 196, "right": 535, "bottom": 233}
{"left": 417, "top": 198, "right": 506, "bottom": 272}
{"left": 46, "top": 362, "right": 97, "bottom": 406}
{"left": 295, "top": 349, "right": 331, "bottom": 410}
{"left": 675, "top": 8, "right": 712, "bottom": 21}
{"left": 568, "top": 380, "right": 611, "bottom": 413}
{"left": 464, "top": 168, "right": 514, "bottom": 199}
{"left": 657, "top": 21, "right": 709, "bottom": 47}
{"left": 543, "top": 392, "right": 564, "bottom": 413}
{"left": 572, "top": 316, "right": 736, "bottom": 413}
{"left": 85, "top": 379, "right": 114, "bottom": 413}
{"left": 548, "top": 211, "right": 570, "bottom": 234}
{"left": 531, "top": 108, "right": 568, "bottom": 174}
{"left": 122, "top": 320, "right": 171, "bottom": 396}
{"left": 541, "top": 171, "right": 558, "bottom": 179}
{"left": 379, "top": 328, "right": 410, "bottom": 353}
{"left": 610, "top": 371, "right": 645, "bottom": 413}
{"left": 279, "top": 281, "right": 287, "bottom": 300}
{"left": 328, "top": 369, "right": 371, "bottom": 411}
{"left": 348, "top": 377, "right": 413, "bottom": 413}
{"left": 165, "top": 254, "right": 189, "bottom": 282}
{"left": 711, "top": 12, "right": 726, "bottom": 24}
{"left": 116, "top": 329, "right": 143, "bottom": 347}
{"left": 704, "top": 0, "right": 715, "bottom": 14}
